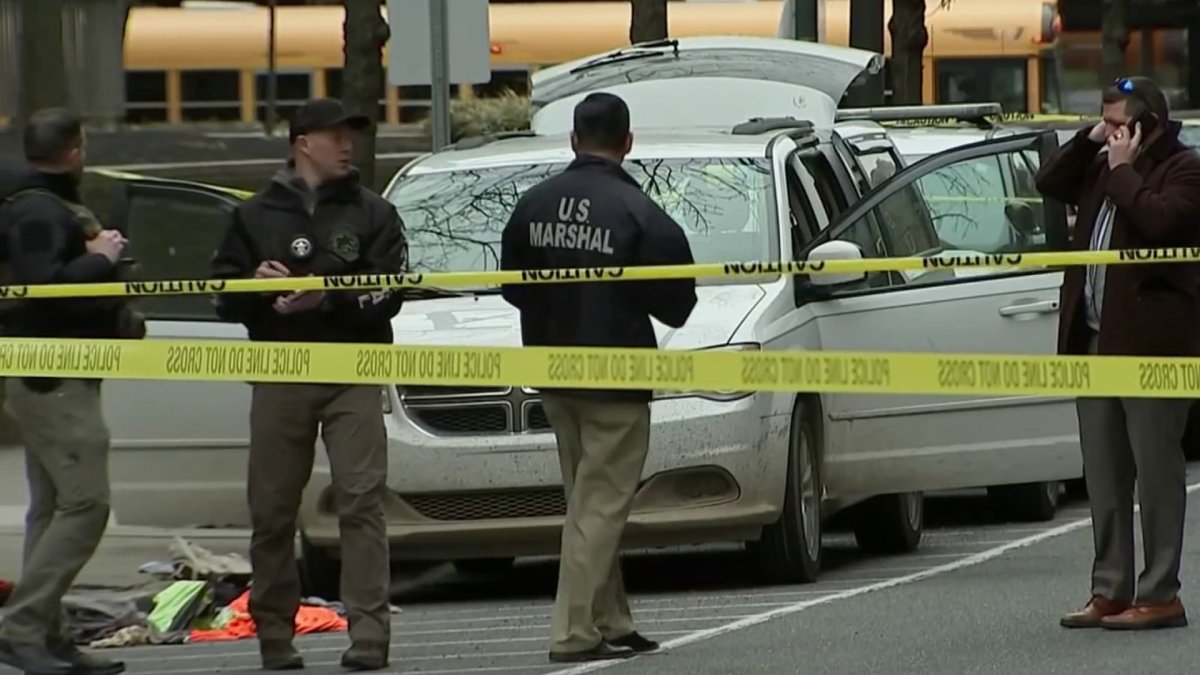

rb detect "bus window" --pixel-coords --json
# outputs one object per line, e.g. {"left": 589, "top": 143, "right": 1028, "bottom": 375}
{"left": 934, "top": 58, "right": 1028, "bottom": 114}
{"left": 255, "top": 72, "right": 312, "bottom": 123}
{"left": 125, "top": 71, "right": 168, "bottom": 124}
{"left": 179, "top": 70, "right": 241, "bottom": 122}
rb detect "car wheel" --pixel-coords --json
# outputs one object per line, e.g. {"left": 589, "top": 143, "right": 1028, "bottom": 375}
{"left": 750, "top": 401, "right": 822, "bottom": 584}
{"left": 453, "top": 557, "right": 516, "bottom": 576}
{"left": 987, "top": 480, "right": 1060, "bottom": 522}
{"left": 851, "top": 491, "right": 924, "bottom": 554}
{"left": 298, "top": 534, "right": 341, "bottom": 601}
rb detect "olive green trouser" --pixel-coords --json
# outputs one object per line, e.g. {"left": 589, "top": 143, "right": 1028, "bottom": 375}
{"left": 1, "top": 378, "right": 111, "bottom": 648}
{"left": 246, "top": 383, "right": 391, "bottom": 645}
{"left": 541, "top": 393, "right": 651, "bottom": 655}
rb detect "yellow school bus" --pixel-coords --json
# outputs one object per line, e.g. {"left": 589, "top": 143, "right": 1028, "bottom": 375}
{"left": 120, "top": 0, "right": 1063, "bottom": 126}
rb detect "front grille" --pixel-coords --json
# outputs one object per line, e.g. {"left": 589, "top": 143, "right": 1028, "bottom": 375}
{"left": 409, "top": 405, "right": 509, "bottom": 433}
{"left": 403, "top": 488, "right": 567, "bottom": 520}
{"left": 524, "top": 402, "right": 551, "bottom": 431}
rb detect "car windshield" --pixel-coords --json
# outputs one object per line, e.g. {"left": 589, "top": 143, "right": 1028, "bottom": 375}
{"left": 386, "top": 157, "right": 776, "bottom": 284}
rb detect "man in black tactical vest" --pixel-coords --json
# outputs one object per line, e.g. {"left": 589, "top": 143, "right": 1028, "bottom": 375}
{"left": 0, "top": 108, "right": 142, "bottom": 675}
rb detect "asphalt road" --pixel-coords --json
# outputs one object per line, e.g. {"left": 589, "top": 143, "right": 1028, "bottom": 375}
{"left": 23, "top": 465, "right": 1192, "bottom": 675}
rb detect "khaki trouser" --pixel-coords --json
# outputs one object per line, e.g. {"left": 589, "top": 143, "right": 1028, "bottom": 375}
{"left": 1, "top": 378, "right": 111, "bottom": 648}
{"left": 541, "top": 393, "right": 651, "bottom": 654}
{"left": 247, "top": 383, "right": 390, "bottom": 645}
{"left": 1076, "top": 332, "right": 1191, "bottom": 604}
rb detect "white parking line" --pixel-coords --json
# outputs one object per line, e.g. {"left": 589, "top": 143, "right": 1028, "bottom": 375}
{"left": 138, "top": 663, "right": 557, "bottom": 675}
{"left": 120, "top": 632, "right": 699, "bottom": 663}
{"left": 546, "top": 480, "right": 1200, "bottom": 675}
{"left": 390, "top": 582, "right": 878, "bottom": 618}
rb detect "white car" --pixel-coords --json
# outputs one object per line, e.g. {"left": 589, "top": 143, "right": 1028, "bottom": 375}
{"left": 100, "top": 38, "right": 1082, "bottom": 597}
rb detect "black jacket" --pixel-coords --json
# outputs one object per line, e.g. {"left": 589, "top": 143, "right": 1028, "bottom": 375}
{"left": 0, "top": 168, "right": 131, "bottom": 339}
{"left": 210, "top": 167, "right": 409, "bottom": 344}
{"left": 500, "top": 154, "right": 698, "bottom": 401}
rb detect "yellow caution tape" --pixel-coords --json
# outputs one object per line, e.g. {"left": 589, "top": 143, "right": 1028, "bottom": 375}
{"left": 0, "top": 247, "right": 1198, "bottom": 300}
{"left": 1, "top": 337, "right": 1199, "bottom": 399}
{"left": 88, "top": 168, "right": 257, "bottom": 200}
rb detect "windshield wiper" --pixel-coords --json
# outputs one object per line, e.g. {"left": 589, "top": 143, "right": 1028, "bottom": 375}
{"left": 568, "top": 39, "right": 680, "bottom": 74}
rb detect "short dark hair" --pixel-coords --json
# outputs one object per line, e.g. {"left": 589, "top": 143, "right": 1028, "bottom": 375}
{"left": 23, "top": 108, "right": 83, "bottom": 164}
{"left": 572, "top": 92, "right": 630, "bottom": 152}
{"left": 1102, "top": 76, "right": 1169, "bottom": 120}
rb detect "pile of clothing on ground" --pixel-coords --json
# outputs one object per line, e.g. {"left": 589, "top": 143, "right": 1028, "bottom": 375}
{"left": 0, "top": 536, "right": 384, "bottom": 649}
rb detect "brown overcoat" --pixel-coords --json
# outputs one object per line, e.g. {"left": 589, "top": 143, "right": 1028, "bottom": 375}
{"left": 1035, "top": 120, "right": 1200, "bottom": 357}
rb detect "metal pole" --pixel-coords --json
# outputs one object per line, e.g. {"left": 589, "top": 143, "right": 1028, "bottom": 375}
{"left": 793, "top": 0, "right": 817, "bottom": 42}
{"left": 265, "top": 0, "right": 277, "bottom": 135}
{"left": 429, "top": 0, "right": 451, "bottom": 150}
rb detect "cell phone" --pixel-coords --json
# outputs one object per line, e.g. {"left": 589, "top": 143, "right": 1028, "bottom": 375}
{"left": 1127, "top": 110, "right": 1157, "bottom": 138}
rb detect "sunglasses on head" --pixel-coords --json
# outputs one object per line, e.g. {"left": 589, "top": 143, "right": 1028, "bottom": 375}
{"left": 1113, "top": 77, "right": 1155, "bottom": 113}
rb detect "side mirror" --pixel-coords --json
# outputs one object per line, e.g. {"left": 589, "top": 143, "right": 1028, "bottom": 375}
{"left": 1004, "top": 200, "right": 1039, "bottom": 238}
{"left": 806, "top": 240, "right": 868, "bottom": 288}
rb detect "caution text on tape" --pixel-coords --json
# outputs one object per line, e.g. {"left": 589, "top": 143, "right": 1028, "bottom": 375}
{"left": 2, "top": 247, "right": 1200, "bottom": 300}
{"left": 3, "top": 337, "right": 1200, "bottom": 399}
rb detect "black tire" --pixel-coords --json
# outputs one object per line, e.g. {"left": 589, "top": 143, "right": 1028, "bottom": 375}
{"left": 749, "top": 400, "right": 823, "bottom": 584}
{"left": 298, "top": 534, "right": 341, "bottom": 601}
{"left": 852, "top": 491, "right": 924, "bottom": 554}
{"left": 987, "top": 480, "right": 1060, "bottom": 522}
{"left": 453, "top": 557, "right": 516, "bottom": 576}
{"left": 1065, "top": 477, "right": 1088, "bottom": 501}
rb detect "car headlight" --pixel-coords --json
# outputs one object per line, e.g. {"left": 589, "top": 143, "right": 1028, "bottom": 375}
{"left": 654, "top": 342, "right": 761, "bottom": 402}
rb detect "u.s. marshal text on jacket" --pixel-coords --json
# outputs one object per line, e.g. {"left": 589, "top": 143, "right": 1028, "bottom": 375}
{"left": 499, "top": 154, "right": 698, "bottom": 401}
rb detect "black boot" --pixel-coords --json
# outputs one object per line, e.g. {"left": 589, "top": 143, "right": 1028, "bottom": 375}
{"left": 259, "top": 639, "right": 304, "bottom": 670}
{"left": 0, "top": 637, "right": 75, "bottom": 675}
{"left": 340, "top": 641, "right": 389, "bottom": 671}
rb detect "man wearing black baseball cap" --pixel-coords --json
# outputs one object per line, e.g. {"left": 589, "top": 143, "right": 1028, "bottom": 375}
{"left": 210, "top": 97, "right": 409, "bottom": 670}
{"left": 287, "top": 96, "right": 371, "bottom": 144}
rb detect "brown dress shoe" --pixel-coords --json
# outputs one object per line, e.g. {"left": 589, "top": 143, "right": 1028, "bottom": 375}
{"left": 1060, "top": 595, "right": 1129, "bottom": 628}
{"left": 1100, "top": 598, "right": 1188, "bottom": 630}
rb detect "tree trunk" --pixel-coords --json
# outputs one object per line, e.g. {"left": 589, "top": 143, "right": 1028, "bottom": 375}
{"left": 887, "top": 0, "right": 928, "bottom": 105}
{"left": 341, "top": 0, "right": 390, "bottom": 190}
{"left": 1100, "top": 0, "right": 1130, "bottom": 86}
{"left": 629, "top": 0, "right": 668, "bottom": 44}
{"left": 18, "top": 0, "right": 68, "bottom": 124}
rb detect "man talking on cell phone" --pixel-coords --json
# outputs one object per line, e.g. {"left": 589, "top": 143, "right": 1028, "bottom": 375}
{"left": 1035, "top": 76, "right": 1200, "bottom": 631}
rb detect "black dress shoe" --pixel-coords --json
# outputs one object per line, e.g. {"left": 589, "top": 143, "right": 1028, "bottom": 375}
{"left": 0, "top": 638, "right": 75, "bottom": 675}
{"left": 610, "top": 632, "right": 660, "bottom": 653}
{"left": 548, "top": 641, "right": 636, "bottom": 663}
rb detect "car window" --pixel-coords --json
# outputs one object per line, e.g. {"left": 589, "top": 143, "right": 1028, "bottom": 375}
{"left": 125, "top": 186, "right": 235, "bottom": 320}
{"left": 386, "top": 157, "right": 778, "bottom": 285}
{"left": 823, "top": 147, "right": 1049, "bottom": 291}
{"left": 856, "top": 148, "right": 900, "bottom": 188}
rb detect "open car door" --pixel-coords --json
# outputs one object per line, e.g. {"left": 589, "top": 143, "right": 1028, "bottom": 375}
{"left": 100, "top": 172, "right": 256, "bottom": 528}
{"left": 773, "top": 130, "right": 1080, "bottom": 499}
